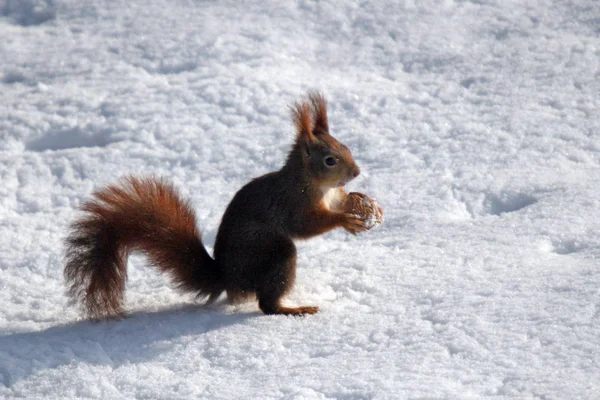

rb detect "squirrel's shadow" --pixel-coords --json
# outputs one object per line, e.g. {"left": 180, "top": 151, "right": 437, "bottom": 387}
{"left": 0, "top": 302, "right": 258, "bottom": 387}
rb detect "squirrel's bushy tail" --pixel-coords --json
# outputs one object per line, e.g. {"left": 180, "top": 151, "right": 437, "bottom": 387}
{"left": 64, "top": 176, "right": 223, "bottom": 319}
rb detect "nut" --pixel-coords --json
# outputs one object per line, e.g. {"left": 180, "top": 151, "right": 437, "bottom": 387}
{"left": 343, "top": 192, "right": 384, "bottom": 229}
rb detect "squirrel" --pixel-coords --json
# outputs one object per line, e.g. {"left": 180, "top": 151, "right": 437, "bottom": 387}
{"left": 64, "top": 91, "right": 380, "bottom": 319}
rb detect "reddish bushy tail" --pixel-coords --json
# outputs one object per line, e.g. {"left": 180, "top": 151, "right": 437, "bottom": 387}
{"left": 64, "top": 176, "right": 223, "bottom": 319}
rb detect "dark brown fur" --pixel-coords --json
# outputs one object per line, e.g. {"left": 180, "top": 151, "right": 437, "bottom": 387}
{"left": 64, "top": 92, "right": 368, "bottom": 319}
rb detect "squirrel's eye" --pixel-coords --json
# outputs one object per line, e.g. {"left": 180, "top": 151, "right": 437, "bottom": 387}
{"left": 325, "top": 156, "right": 337, "bottom": 167}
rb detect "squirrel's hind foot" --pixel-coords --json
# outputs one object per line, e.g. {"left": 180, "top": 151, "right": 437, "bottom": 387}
{"left": 262, "top": 305, "right": 319, "bottom": 316}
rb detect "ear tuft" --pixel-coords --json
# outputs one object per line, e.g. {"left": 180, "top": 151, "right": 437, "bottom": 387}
{"left": 308, "top": 91, "right": 329, "bottom": 136}
{"left": 291, "top": 99, "right": 313, "bottom": 142}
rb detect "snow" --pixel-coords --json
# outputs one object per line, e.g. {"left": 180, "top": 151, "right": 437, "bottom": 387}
{"left": 1, "top": 0, "right": 599, "bottom": 398}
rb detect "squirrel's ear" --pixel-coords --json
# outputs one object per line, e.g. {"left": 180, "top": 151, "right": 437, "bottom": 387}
{"left": 308, "top": 91, "right": 329, "bottom": 136}
{"left": 291, "top": 99, "right": 315, "bottom": 144}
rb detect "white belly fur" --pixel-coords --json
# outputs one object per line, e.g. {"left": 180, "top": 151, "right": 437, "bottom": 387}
{"left": 321, "top": 187, "right": 344, "bottom": 211}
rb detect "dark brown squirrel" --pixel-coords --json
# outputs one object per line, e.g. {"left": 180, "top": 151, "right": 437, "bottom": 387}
{"left": 64, "top": 92, "right": 378, "bottom": 319}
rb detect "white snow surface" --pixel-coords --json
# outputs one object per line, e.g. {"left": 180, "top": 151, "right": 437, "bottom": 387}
{"left": 1, "top": 0, "right": 599, "bottom": 398}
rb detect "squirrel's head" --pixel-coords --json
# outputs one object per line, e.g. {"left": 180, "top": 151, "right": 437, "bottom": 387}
{"left": 289, "top": 91, "right": 360, "bottom": 188}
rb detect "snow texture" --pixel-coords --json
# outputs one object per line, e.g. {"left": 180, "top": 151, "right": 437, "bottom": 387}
{"left": 1, "top": 0, "right": 600, "bottom": 398}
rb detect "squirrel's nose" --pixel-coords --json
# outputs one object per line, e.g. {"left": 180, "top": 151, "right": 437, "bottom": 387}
{"left": 352, "top": 166, "right": 360, "bottom": 178}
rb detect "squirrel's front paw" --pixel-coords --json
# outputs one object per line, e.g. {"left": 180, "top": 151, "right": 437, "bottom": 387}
{"left": 342, "top": 212, "right": 370, "bottom": 235}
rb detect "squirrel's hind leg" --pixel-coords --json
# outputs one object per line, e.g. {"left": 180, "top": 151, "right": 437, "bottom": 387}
{"left": 255, "top": 235, "right": 319, "bottom": 316}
